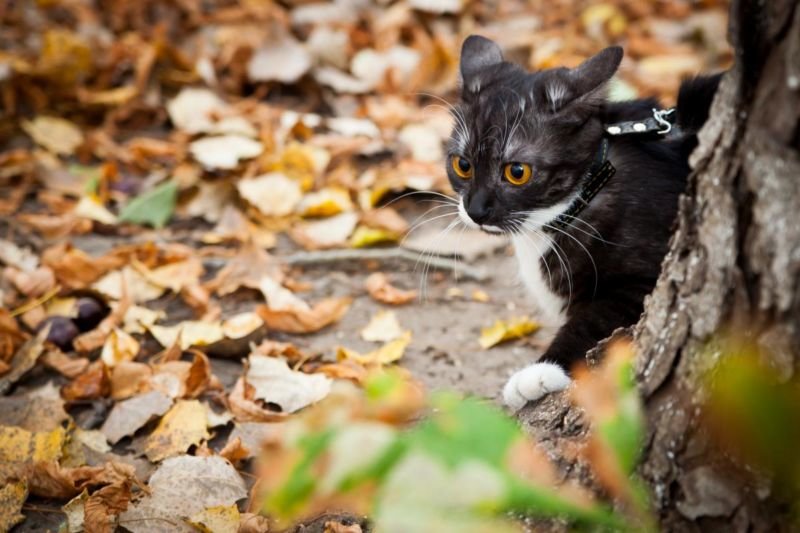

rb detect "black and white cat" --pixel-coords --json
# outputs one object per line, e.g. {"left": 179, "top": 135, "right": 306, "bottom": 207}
{"left": 447, "top": 35, "right": 720, "bottom": 410}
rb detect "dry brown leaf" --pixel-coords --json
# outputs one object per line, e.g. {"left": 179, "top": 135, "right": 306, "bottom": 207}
{"left": 0, "top": 309, "right": 28, "bottom": 363}
{"left": 218, "top": 437, "right": 249, "bottom": 467}
{"left": 41, "top": 243, "right": 124, "bottom": 289}
{"left": 73, "top": 292, "right": 130, "bottom": 353}
{"left": 144, "top": 399, "right": 210, "bottom": 462}
{"left": 227, "top": 377, "right": 288, "bottom": 423}
{"left": 237, "top": 512, "right": 272, "bottom": 533}
{"left": 61, "top": 360, "right": 110, "bottom": 401}
{"left": 256, "top": 297, "right": 351, "bottom": 334}
{"left": 364, "top": 273, "right": 416, "bottom": 305}
{"left": 0, "top": 325, "right": 49, "bottom": 395}
{"left": 41, "top": 348, "right": 90, "bottom": 378}
{"left": 109, "top": 361, "right": 152, "bottom": 400}
{"left": 100, "top": 328, "right": 140, "bottom": 367}
{"left": 21, "top": 115, "right": 84, "bottom": 155}
{"left": 84, "top": 480, "right": 133, "bottom": 533}
{"left": 2, "top": 266, "right": 57, "bottom": 297}
{"left": 206, "top": 244, "right": 283, "bottom": 296}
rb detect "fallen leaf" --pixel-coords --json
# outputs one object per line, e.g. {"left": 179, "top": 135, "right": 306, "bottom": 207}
{"left": 228, "top": 377, "right": 288, "bottom": 423}
{"left": 101, "top": 390, "right": 173, "bottom": 444}
{"left": 360, "top": 310, "right": 404, "bottom": 342}
{"left": 246, "top": 355, "right": 332, "bottom": 413}
{"left": 0, "top": 239, "right": 39, "bottom": 271}
{"left": 221, "top": 312, "right": 264, "bottom": 339}
{"left": 0, "top": 382, "right": 69, "bottom": 431}
{"left": 109, "top": 361, "right": 152, "bottom": 399}
{"left": 93, "top": 266, "right": 164, "bottom": 303}
{"left": 218, "top": 437, "right": 249, "bottom": 467}
{"left": 365, "top": 273, "right": 416, "bottom": 305}
{"left": 41, "top": 348, "right": 89, "bottom": 377}
{"left": 0, "top": 481, "right": 27, "bottom": 532}
{"left": 292, "top": 212, "right": 359, "bottom": 249}
{"left": 84, "top": 479, "right": 133, "bottom": 533}
{"left": 167, "top": 88, "right": 242, "bottom": 135}
{"left": 73, "top": 195, "right": 118, "bottom": 225}
{"left": 0, "top": 425, "right": 66, "bottom": 478}
{"left": 121, "top": 305, "right": 165, "bottom": 334}
{"left": 238, "top": 173, "right": 303, "bottom": 217}
{"left": 187, "top": 504, "right": 240, "bottom": 533}
{"left": 119, "top": 455, "right": 247, "bottom": 533}
{"left": 62, "top": 490, "right": 88, "bottom": 533}
{"left": 248, "top": 34, "right": 312, "bottom": 83}
{"left": 338, "top": 331, "right": 412, "bottom": 366}
{"left": 207, "top": 243, "right": 283, "bottom": 296}
{"left": 256, "top": 297, "right": 351, "bottom": 334}
{"left": 144, "top": 399, "right": 210, "bottom": 461}
{"left": 472, "top": 289, "right": 490, "bottom": 302}
{"left": 21, "top": 116, "right": 84, "bottom": 155}
{"left": 135, "top": 257, "right": 203, "bottom": 293}
{"left": 0, "top": 325, "right": 49, "bottom": 395}
{"left": 61, "top": 360, "right": 110, "bottom": 401}
{"left": 148, "top": 321, "right": 225, "bottom": 350}
{"left": 100, "top": 328, "right": 140, "bottom": 367}
{"left": 297, "top": 187, "right": 354, "bottom": 217}
{"left": 259, "top": 276, "right": 310, "bottom": 312}
{"left": 237, "top": 512, "right": 272, "bottom": 533}
{"left": 190, "top": 135, "right": 263, "bottom": 170}
{"left": 479, "top": 316, "right": 539, "bottom": 349}
{"left": 350, "top": 226, "right": 400, "bottom": 248}
{"left": 360, "top": 207, "right": 409, "bottom": 235}
{"left": 118, "top": 181, "right": 178, "bottom": 228}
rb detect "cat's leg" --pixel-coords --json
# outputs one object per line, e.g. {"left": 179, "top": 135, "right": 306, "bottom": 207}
{"left": 503, "top": 289, "right": 645, "bottom": 410}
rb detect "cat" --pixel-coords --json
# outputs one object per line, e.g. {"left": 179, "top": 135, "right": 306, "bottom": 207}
{"left": 446, "top": 35, "right": 721, "bottom": 410}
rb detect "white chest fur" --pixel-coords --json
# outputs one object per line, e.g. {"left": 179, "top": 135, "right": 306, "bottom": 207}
{"left": 511, "top": 230, "right": 567, "bottom": 327}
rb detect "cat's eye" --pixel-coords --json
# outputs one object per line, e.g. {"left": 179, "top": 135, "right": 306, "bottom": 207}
{"left": 504, "top": 162, "right": 532, "bottom": 185}
{"left": 451, "top": 155, "right": 473, "bottom": 179}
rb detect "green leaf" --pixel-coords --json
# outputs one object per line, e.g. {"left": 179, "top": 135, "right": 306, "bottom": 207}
{"left": 118, "top": 180, "right": 178, "bottom": 228}
{"left": 406, "top": 394, "right": 519, "bottom": 468}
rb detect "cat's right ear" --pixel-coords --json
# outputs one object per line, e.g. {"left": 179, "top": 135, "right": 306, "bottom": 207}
{"left": 460, "top": 35, "right": 503, "bottom": 94}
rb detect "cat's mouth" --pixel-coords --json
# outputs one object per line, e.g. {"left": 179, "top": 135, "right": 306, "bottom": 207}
{"left": 479, "top": 224, "right": 505, "bottom": 235}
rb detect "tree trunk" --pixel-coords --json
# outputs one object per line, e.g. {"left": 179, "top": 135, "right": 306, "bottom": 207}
{"left": 520, "top": 1, "right": 800, "bottom": 530}
{"left": 633, "top": 0, "right": 800, "bottom": 529}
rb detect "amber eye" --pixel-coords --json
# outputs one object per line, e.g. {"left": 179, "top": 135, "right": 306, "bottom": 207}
{"left": 504, "top": 162, "right": 532, "bottom": 185}
{"left": 451, "top": 155, "right": 473, "bottom": 179}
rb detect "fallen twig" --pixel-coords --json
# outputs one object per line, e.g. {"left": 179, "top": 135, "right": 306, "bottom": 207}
{"left": 282, "top": 247, "right": 490, "bottom": 281}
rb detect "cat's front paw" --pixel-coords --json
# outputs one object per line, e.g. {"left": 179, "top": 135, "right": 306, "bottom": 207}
{"left": 502, "top": 362, "right": 572, "bottom": 411}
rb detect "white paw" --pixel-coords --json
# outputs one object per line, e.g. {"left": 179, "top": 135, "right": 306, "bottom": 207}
{"left": 502, "top": 362, "right": 572, "bottom": 411}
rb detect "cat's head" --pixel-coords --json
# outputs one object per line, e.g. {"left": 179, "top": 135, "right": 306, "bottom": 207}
{"left": 447, "top": 35, "right": 623, "bottom": 234}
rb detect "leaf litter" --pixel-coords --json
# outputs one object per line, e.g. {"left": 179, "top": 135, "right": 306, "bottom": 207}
{"left": 0, "top": 0, "right": 730, "bottom": 529}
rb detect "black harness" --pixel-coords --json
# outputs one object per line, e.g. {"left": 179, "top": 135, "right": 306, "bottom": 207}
{"left": 550, "top": 107, "right": 677, "bottom": 231}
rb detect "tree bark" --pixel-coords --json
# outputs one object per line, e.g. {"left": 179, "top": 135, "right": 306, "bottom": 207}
{"left": 633, "top": 0, "right": 800, "bottom": 529}
{"left": 520, "top": 1, "right": 800, "bottom": 530}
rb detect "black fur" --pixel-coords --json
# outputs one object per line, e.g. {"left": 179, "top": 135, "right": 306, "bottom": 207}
{"left": 449, "top": 36, "right": 721, "bottom": 374}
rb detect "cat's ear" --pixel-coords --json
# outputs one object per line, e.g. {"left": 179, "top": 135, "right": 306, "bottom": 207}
{"left": 460, "top": 35, "right": 503, "bottom": 93}
{"left": 542, "top": 46, "right": 623, "bottom": 112}
{"left": 569, "top": 46, "right": 623, "bottom": 96}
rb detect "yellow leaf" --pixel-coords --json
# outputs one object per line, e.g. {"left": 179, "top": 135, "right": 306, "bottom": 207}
{"left": 0, "top": 425, "right": 66, "bottom": 464}
{"left": 144, "top": 400, "right": 209, "bottom": 462}
{"left": 350, "top": 226, "right": 399, "bottom": 248}
{"left": 186, "top": 504, "right": 240, "bottom": 533}
{"left": 0, "top": 481, "right": 27, "bottom": 532}
{"left": 338, "top": 331, "right": 412, "bottom": 366}
{"left": 21, "top": 116, "right": 84, "bottom": 156}
{"left": 479, "top": 317, "right": 539, "bottom": 349}
{"left": 297, "top": 187, "right": 353, "bottom": 217}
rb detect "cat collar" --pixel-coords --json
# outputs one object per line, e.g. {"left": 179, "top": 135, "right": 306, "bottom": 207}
{"left": 551, "top": 138, "right": 615, "bottom": 231}
{"left": 604, "top": 107, "right": 677, "bottom": 137}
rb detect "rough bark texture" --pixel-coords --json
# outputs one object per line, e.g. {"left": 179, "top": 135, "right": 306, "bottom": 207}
{"left": 634, "top": 0, "right": 800, "bottom": 529}
{"left": 520, "top": 1, "right": 800, "bottom": 530}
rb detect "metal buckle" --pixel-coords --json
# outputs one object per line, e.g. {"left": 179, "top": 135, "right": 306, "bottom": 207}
{"left": 653, "top": 107, "right": 676, "bottom": 135}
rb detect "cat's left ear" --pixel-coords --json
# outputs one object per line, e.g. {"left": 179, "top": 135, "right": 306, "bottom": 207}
{"left": 543, "top": 46, "right": 623, "bottom": 112}
{"left": 460, "top": 35, "right": 503, "bottom": 93}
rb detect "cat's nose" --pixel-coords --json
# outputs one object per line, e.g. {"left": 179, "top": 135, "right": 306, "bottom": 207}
{"left": 466, "top": 190, "right": 493, "bottom": 224}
